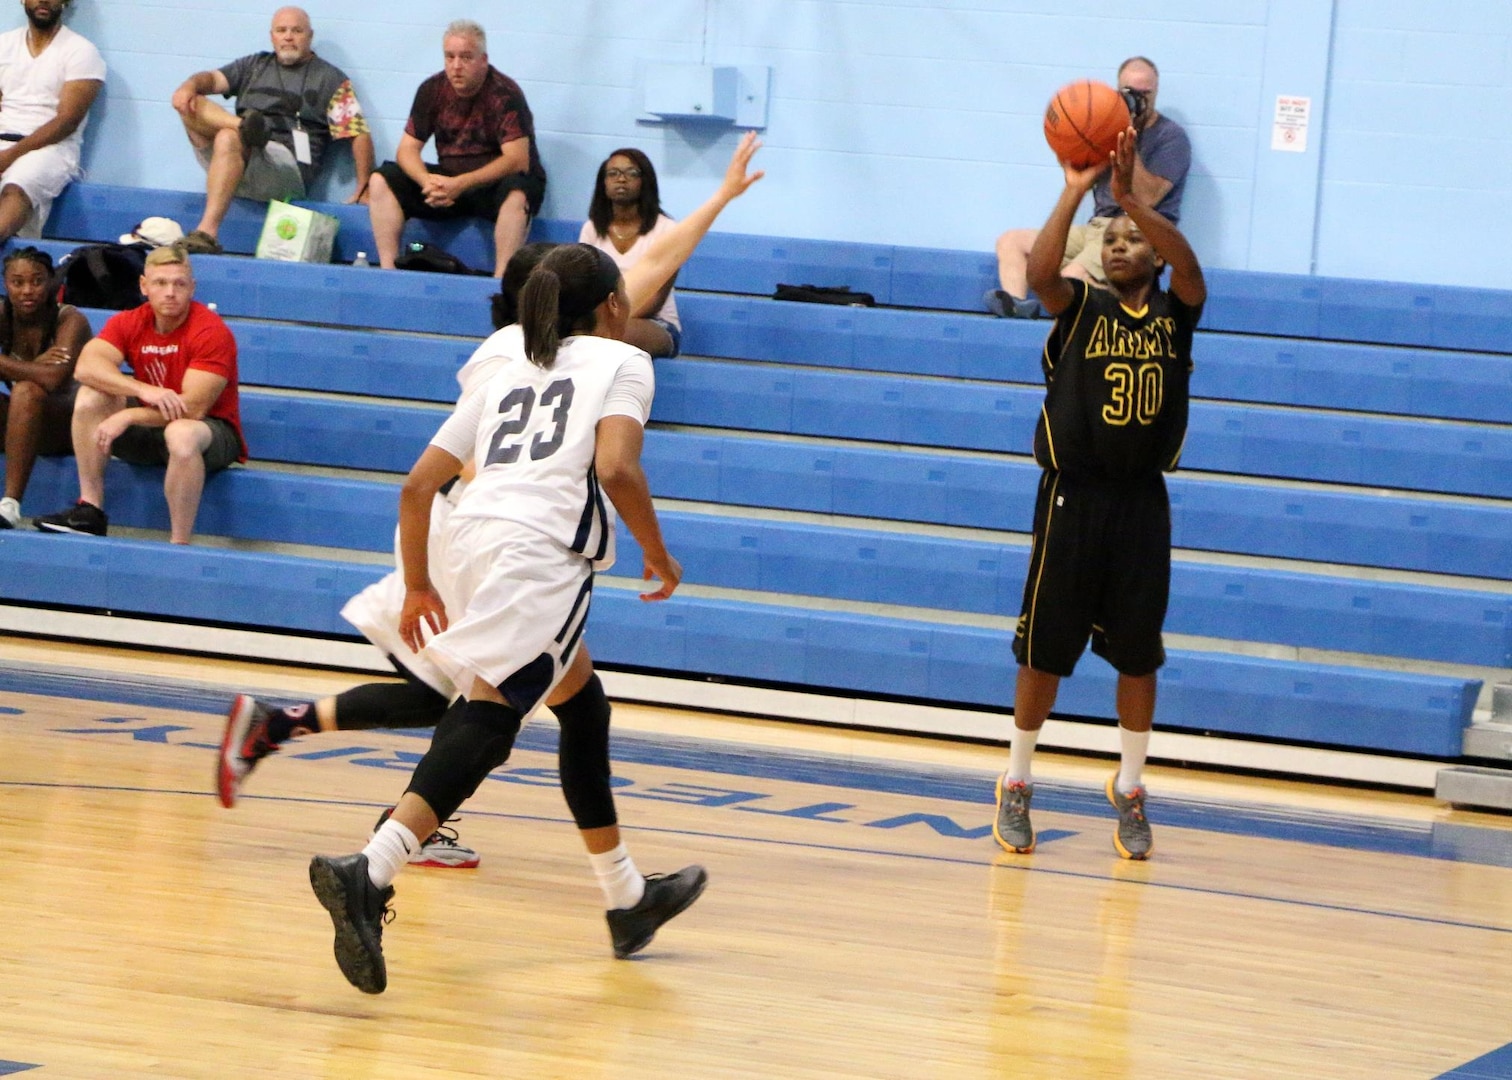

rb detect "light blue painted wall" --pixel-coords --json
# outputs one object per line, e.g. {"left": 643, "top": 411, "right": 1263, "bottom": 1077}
{"left": 41, "top": 0, "right": 1507, "bottom": 288}
{"left": 1319, "top": 0, "right": 1512, "bottom": 287}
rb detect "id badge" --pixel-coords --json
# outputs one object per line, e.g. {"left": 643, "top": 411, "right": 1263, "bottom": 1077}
{"left": 292, "top": 125, "right": 312, "bottom": 166}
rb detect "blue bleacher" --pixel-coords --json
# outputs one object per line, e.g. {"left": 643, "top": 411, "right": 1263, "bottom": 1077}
{"left": 654, "top": 358, "right": 1512, "bottom": 498}
{"left": 18, "top": 458, "right": 397, "bottom": 553}
{"left": 9, "top": 183, "right": 1511, "bottom": 766}
{"left": 0, "top": 529, "right": 1479, "bottom": 757}
{"left": 43, "top": 182, "right": 1512, "bottom": 350}
{"left": 616, "top": 513, "right": 1511, "bottom": 668}
{"left": 19, "top": 408, "right": 1512, "bottom": 590}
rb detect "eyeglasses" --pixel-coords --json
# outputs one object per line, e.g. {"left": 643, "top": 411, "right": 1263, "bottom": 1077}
{"left": 605, "top": 168, "right": 642, "bottom": 181}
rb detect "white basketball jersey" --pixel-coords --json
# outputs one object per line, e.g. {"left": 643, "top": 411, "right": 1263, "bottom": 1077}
{"left": 431, "top": 335, "right": 655, "bottom": 570}
{"left": 456, "top": 324, "right": 524, "bottom": 402}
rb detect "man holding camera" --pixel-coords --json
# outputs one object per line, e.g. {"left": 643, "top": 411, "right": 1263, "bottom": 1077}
{"left": 988, "top": 56, "right": 1190, "bottom": 318}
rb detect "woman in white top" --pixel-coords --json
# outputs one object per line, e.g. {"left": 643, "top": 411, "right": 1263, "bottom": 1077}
{"left": 307, "top": 136, "right": 764, "bottom": 995}
{"left": 578, "top": 147, "right": 682, "bottom": 358}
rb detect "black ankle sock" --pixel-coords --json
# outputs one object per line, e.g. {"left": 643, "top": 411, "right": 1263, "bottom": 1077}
{"left": 266, "top": 703, "right": 315, "bottom": 745}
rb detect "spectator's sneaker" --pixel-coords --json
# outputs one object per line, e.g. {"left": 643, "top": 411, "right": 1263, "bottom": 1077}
{"left": 983, "top": 288, "right": 1042, "bottom": 319}
{"left": 607, "top": 866, "right": 708, "bottom": 959}
{"left": 993, "top": 775, "right": 1036, "bottom": 853}
{"left": 0, "top": 497, "right": 19, "bottom": 529}
{"left": 34, "top": 500, "right": 107, "bottom": 536}
{"left": 182, "top": 230, "right": 223, "bottom": 256}
{"left": 309, "top": 853, "right": 395, "bottom": 994}
{"left": 238, "top": 108, "right": 270, "bottom": 152}
{"left": 217, "top": 694, "right": 276, "bottom": 809}
{"left": 1106, "top": 775, "right": 1154, "bottom": 860}
{"left": 372, "top": 807, "right": 480, "bottom": 869}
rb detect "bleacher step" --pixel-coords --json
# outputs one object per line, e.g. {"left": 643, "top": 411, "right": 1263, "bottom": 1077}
{"left": 1493, "top": 683, "right": 1512, "bottom": 720}
{"left": 1461, "top": 722, "right": 1512, "bottom": 761}
{"left": 1435, "top": 764, "right": 1512, "bottom": 810}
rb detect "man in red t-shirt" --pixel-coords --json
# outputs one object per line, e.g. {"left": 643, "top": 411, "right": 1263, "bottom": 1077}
{"left": 36, "top": 245, "right": 245, "bottom": 544}
{"left": 366, "top": 18, "right": 547, "bottom": 278}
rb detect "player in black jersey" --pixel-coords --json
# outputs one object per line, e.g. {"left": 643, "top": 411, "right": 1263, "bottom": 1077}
{"left": 994, "top": 127, "right": 1206, "bottom": 860}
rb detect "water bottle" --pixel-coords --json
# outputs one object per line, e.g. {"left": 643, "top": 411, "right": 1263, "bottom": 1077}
{"left": 352, "top": 251, "right": 369, "bottom": 267}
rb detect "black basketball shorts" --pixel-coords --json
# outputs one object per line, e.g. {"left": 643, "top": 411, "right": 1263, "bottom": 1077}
{"left": 1012, "top": 469, "right": 1172, "bottom": 678}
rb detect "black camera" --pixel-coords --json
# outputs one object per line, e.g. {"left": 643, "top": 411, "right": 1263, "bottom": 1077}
{"left": 1120, "top": 87, "right": 1150, "bottom": 123}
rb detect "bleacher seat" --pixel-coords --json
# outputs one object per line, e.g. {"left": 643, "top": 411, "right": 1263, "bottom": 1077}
{"left": 0, "top": 529, "right": 1480, "bottom": 757}
{"left": 7, "top": 185, "right": 1511, "bottom": 765}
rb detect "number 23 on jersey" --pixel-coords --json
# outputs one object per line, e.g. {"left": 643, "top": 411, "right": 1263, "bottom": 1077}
{"left": 484, "top": 378, "right": 576, "bottom": 465}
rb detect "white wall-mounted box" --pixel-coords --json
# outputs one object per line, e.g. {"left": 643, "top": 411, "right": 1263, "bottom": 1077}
{"left": 642, "top": 64, "right": 771, "bottom": 129}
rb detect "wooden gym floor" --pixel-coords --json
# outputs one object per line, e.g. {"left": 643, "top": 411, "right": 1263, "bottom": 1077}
{"left": 0, "top": 635, "right": 1509, "bottom": 1079}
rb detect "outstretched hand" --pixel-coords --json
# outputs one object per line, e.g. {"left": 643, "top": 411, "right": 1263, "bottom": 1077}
{"left": 1109, "top": 126, "right": 1140, "bottom": 207}
{"left": 718, "top": 131, "right": 766, "bottom": 203}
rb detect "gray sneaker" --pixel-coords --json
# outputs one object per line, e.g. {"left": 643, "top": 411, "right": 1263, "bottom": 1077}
{"left": 1106, "top": 775, "right": 1153, "bottom": 860}
{"left": 992, "top": 775, "right": 1035, "bottom": 853}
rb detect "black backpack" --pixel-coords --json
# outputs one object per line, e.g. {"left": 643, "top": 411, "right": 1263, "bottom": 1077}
{"left": 395, "top": 241, "right": 481, "bottom": 275}
{"left": 773, "top": 282, "right": 877, "bottom": 307}
{"left": 57, "top": 243, "right": 149, "bottom": 309}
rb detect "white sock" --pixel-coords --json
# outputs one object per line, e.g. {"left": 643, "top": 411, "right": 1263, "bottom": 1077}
{"left": 589, "top": 844, "right": 645, "bottom": 911}
{"left": 362, "top": 818, "right": 419, "bottom": 889}
{"left": 1117, "top": 727, "right": 1151, "bottom": 794}
{"left": 1006, "top": 724, "right": 1040, "bottom": 784}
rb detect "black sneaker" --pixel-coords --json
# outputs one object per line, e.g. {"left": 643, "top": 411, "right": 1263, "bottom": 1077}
{"left": 238, "top": 108, "right": 270, "bottom": 152}
{"left": 309, "top": 853, "right": 395, "bottom": 994}
{"left": 34, "top": 500, "right": 107, "bottom": 536}
{"left": 217, "top": 694, "right": 276, "bottom": 809}
{"left": 606, "top": 865, "right": 708, "bottom": 959}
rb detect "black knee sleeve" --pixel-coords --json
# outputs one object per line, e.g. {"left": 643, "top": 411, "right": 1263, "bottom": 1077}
{"left": 333, "top": 678, "right": 449, "bottom": 731}
{"left": 551, "top": 673, "right": 617, "bottom": 830}
{"left": 405, "top": 698, "right": 522, "bottom": 822}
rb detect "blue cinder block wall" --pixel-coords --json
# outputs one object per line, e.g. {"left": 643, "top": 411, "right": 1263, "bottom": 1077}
{"left": 57, "top": 1, "right": 1512, "bottom": 289}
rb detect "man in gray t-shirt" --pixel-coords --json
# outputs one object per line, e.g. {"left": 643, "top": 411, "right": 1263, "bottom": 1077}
{"left": 989, "top": 56, "right": 1192, "bottom": 318}
{"left": 170, "top": 6, "right": 375, "bottom": 254}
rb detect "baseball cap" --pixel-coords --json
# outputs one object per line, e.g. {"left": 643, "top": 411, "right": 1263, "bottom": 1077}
{"left": 119, "top": 217, "right": 185, "bottom": 247}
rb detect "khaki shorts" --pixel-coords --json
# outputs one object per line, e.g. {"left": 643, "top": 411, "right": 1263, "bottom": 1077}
{"left": 1062, "top": 216, "right": 1112, "bottom": 285}
{"left": 194, "top": 139, "right": 305, "bottom": 202}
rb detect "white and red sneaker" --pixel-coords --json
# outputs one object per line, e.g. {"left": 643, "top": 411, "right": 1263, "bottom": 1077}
{"left": 373, "top": 808, "right": 480, "bottom": 869}
{"left": 218, "top": 694, "right": 277, "bottom": 808}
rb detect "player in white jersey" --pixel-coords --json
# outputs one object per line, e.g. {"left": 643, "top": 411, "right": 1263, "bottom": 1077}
{"left": 217, "top": 139, "right": 765, "bottom": 869}
{"left": 306, "top": 242, "right": 695, "bottom": 994}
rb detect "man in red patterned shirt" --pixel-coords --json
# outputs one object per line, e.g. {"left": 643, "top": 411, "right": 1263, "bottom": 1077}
{"left": 366, "top": 19, "right": 547, "bottom": 278}
{"left": 35, "top": 246, "right": 245, "bottom": 544}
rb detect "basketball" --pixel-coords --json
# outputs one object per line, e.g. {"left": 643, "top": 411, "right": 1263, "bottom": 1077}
{"left": 1043, "top": 80, "right": 1131, "bottom": 169}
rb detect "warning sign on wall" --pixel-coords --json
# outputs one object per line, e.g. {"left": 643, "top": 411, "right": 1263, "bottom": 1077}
{"left": 1271, "top": 95, "right": 1310, "bottom": 153}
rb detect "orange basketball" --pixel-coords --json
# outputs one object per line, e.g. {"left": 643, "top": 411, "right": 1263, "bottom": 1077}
{"left": 1043, "top": 79, "right": 1131, "bottom": 169}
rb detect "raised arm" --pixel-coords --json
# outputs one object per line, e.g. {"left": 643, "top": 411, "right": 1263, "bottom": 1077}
{"left": 1026, "top": 159, "right": 1105, "bottom": 316}
{"left": 622, "top": 132, "right": 764, "bottom": 313}
{"left": 1110, "top": 128, "right": 1204, "bottom": 307}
